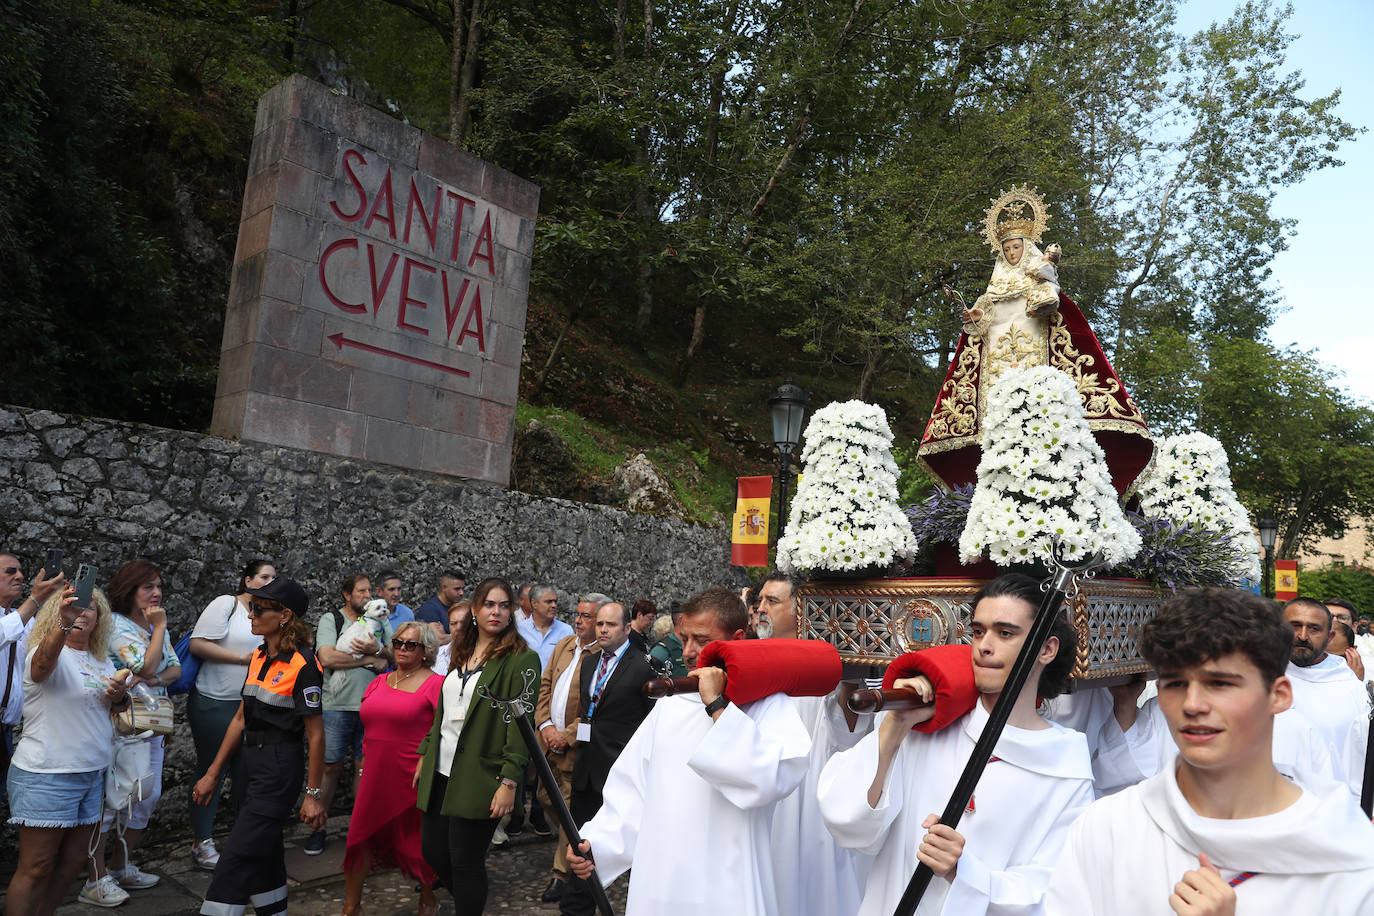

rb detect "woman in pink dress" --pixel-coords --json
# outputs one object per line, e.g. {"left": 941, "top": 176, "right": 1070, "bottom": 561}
{"left": 342, "top": 621, "right": 443, "bottom": 916}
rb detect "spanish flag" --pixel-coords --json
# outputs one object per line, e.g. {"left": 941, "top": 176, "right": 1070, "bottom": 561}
{"left": 1275, "top": 560, "right": 1298, "bottom": 601}
{"left": 731, "top": 476, "right": 773, "bottom": 567}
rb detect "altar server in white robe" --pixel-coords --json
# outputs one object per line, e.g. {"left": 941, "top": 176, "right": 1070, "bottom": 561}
{"left": 819, "top": 574, "right": 1093, "bottom": 916}
{"left": 1090, "top": 681, "right": 1341, "bottom": 796}
{"left": 1282, "top": 597, "right": 1369, "bottom": 791}
{"left": 567, "top": 586, "right": 811, "bottom": 916}
{"left": 755, "top": 571, "right": 872, "bottom": 916}
{"left": 1046, "top": 587, "right": 1374, "bottom": 916}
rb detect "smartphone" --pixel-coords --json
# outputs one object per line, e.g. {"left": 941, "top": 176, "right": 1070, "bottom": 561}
{"left": 44, "top": 547, "right": 63, "bottom": 579}
{"left": 73, "top": 563, "right": 97, "bottom": 609}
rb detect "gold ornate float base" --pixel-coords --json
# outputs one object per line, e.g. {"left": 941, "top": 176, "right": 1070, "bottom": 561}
{"left": 799, "top": 576, "right": 1162, "bottom": 686}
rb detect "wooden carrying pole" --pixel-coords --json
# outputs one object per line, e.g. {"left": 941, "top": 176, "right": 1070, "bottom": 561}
{"left": 892, "top": 542, "right": 1100, "bottom": 916}
{"left": 846, "top": 687, "right": 931, "bottom": 715}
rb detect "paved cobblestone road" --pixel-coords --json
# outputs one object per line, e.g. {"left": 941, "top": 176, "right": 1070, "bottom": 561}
{"left": 0, "top": 815, "right": 630, "bottom": 916}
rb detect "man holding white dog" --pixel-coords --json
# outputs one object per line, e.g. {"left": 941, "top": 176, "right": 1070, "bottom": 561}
{"left": 309, "top": 573, "right": 393, "bottom": 856}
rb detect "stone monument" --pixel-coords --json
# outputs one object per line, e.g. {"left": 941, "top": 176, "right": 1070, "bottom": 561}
{"left": 211, "top": 75, "right": 538, "bottom": 485}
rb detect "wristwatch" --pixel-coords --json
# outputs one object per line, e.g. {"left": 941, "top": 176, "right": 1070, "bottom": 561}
{"left": 304, "top": 787, "right": 322, "bottom": 800}
{"left": 703, "top": 695, "right": 729, "bottom": 717}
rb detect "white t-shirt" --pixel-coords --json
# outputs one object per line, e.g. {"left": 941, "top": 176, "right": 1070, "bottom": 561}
{"left": 437, "top": 667, "right": 483, "bottom": 777}
{"left": 12, "top": 644, "right": 116, "bottom": 773}
{"left": 190, "top": 594, "right": 258, "bottom": 701}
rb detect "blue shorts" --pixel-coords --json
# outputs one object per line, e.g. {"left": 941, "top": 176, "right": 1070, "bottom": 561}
{"left": 322, "top": 709, "right": 364, "bottom": 764}
{"left": 7, "top": 765, "right": 105, "bottom": 828}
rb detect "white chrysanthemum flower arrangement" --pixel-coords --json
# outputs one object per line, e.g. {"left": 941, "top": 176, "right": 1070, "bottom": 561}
{"left": 775, "top": 400, "right": 917, "bottom": 575}
{"left": 1134, "top": 432, "right": 1260, "bottom": 585}
{"left": 959, "top": 366, "right": 1141, "bottom": 567}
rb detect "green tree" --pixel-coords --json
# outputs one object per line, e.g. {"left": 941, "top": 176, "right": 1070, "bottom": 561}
{"left": 1199, "top": 339, "right": 1374, "bottom": 559}
{"left": 1297, "top": 567, "right": 1374, "bottom": 615}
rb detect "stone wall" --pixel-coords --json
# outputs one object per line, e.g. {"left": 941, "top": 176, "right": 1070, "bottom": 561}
{"left": 0, "top": 404, "right": 744, "bottom": 834}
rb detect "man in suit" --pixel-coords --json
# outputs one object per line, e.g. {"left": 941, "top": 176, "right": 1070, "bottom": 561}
{"left": 533, "top": 593, "right": 609, "bottom": 903}
{"left": 560, "top": 601, "right": 656, "bottom": 916}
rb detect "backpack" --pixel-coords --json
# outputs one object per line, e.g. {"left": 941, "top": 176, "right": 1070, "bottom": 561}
{"left": 167, "top": 631, "right": 200, "bottom": 696}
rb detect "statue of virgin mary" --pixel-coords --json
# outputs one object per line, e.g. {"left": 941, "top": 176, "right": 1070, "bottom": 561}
{"left": 917, "top": 185, "right": 1154, "bottom": 495}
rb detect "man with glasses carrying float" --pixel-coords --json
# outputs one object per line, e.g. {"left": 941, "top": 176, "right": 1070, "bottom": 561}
{"left": 192, "top": 577, "right": 327, "bottom": 916}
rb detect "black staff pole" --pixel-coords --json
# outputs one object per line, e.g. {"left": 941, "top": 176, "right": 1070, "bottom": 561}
{"left": 488, "top": 693, "right": 616, "bottom": 916}
{"left": 1361, "top": 683, "right": 1374, "bottom": 817}
{"left": 892, "top": 539, "right": 1101, "bottom": 916}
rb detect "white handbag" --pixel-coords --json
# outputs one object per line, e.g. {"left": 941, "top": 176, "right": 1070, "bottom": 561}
{"left": 105, "top": 735, "right": 155, "bottom": 814}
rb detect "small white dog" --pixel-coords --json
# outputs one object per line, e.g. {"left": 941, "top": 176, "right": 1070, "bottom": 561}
{"left": 335, "top": 598, "right": 390, "bottom": 658}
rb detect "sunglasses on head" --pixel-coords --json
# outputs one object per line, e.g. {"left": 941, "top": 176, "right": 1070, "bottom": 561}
{"left": 392, "top": 638, "right": 423, "bottom": 651}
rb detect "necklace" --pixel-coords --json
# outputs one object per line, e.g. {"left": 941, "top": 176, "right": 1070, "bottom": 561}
{"left": 389, "top": 667, "right": 421, "bottom": 689}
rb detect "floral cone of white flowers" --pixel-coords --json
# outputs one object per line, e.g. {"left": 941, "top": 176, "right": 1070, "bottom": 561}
{"left": 1134, "top": 432, "right": 1261, "bottom": 585}
{"left": 775, "top": 400, "right": 917, "bottom": 575}
{"left": 959, "top": 366, "right": 1141, "bottom": 567}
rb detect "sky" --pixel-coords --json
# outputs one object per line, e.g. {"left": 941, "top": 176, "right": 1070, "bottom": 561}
{"left": 1178, "top": 0, "right": 1374, "bottom": 404}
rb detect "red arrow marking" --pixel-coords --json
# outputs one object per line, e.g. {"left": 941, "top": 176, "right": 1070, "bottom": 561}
{"left": 328, "top": 333, "right": 471, "bottom": 378}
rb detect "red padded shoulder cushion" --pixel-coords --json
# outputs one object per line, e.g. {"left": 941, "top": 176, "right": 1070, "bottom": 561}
{"left": 696, "top": 639, "right": 843, "bottom": 704}
{"left": 882, "top": 644, "right": 978, "bottom": 733}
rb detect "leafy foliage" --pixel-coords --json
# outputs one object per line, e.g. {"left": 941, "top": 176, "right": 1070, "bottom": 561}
{"left": 4, "top": 0, "right": 1369, "bottom": 554}
{"left": 1298, "top": 566, "right": 1374, "bottom": 615}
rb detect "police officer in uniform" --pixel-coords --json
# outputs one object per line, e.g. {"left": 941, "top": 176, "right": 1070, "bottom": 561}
{"left": 193, "top": 576, "right": 326, "bottom": 916}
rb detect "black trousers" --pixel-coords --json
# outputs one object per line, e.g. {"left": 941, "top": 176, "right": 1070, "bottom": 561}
{"left": 200, "top": 741, "right": 303, "bottom": 916}
{"left": 558, "top": 786, "right": 605, "bottom": 916}
{"left": 421, "top": 773, "right": 501, "bottom": 916}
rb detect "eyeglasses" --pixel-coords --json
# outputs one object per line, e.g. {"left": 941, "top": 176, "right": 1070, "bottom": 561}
{"left": 247, "top": 601, "right": 283, "bottom": 617}
{"left": 391, "top": 639, "right": 423, "bottom": 651}
{"left": 1, "top": 567, "right": 18, "bottom": 576}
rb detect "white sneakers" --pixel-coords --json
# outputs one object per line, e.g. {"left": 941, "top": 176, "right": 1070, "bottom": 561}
{"left": 78, "top": 865, "right": 160, "bottom": 906}
{"left": 192, "top": 838, "right": 221, "bottom": 871}
{"left": 78, "top": 876, "right": 130, "bottom": 908}
{"left": 111, "top": 864, "right": 160, "bottom": 889}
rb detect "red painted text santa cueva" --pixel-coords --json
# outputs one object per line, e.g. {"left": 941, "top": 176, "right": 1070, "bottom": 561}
{"left": 319, "top": 147, "right": 494, "bottom": 354}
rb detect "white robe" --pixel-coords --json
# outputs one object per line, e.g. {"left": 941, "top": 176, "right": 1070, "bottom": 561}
{"left": 818, "top": 702, "right": 1094, "bottom": 916}
{"left": 1041, "top": 687, "right": 1113, "bottom": 760}
{"left": 1286, "top": 656, "right": 1369, "bottom": 789}
{"left": 771, "top": 691, "right": 872, "bottom": 916}
{"left": 579, "top": 691, "right": 811, "bottom": 916}
{"left": 1091, "top": 697, "right": 1341, "bottom": 796}
{"left": 1045, "top": 766, "right": 1374, "bottom": 915}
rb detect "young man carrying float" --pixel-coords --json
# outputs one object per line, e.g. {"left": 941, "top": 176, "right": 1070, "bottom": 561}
{"left": 1045, "top": 588, "right": 1374, "bottom": 915}
{"left": 818, "top": 574, "right": 1093, "bottom": 916}
{"left": 565, "top": 586, "right": 815, "bottom": 916}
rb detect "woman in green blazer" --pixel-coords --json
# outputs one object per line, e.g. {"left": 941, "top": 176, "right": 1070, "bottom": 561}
{"left": 413, "top": 577, "right": 538, "bottom": 915}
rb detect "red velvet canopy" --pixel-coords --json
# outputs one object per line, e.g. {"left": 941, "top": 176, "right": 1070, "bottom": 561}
{"left": 918, "top": 293, "right": 1153, "bottom": 496}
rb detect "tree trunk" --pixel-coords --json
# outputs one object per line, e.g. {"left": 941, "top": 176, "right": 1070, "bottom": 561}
{"left": 741, "top": 0, "right": 867, "bottom": 251}
{"left": 854, "top": 346, "right": 888, "bottom": 401}
{"left": 448, "top": 0, "right": 468, "bottom": 145}
{"left": 451, "top": 0, "right": 483, "bottom": 145}
{"left": 631, "top": 0, "right": 657, "bottom": 337}
{"left": 533, "top": 309, "right": 577, "bottom": 399}
{"left": 674, "top": 302, "right": 707, "bottom": 387}
{"left": 282, "top": 0, "right": 300, "bottom": 64}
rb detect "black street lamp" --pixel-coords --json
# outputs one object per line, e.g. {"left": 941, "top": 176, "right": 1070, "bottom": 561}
{"left": 1258, "top": 517, "right": 1278, "bottom": 599}
{"left": 768, "top": 377, "right": 810, "bottom": 543}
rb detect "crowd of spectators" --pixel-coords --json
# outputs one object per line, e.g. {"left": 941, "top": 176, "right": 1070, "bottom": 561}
{"left": 0, "top": 550, "right": 689, "bottom": 915}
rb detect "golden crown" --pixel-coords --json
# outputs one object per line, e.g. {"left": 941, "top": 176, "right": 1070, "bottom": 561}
{"left": 982, "top": 184, "right": 1049, "bottom": 253}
